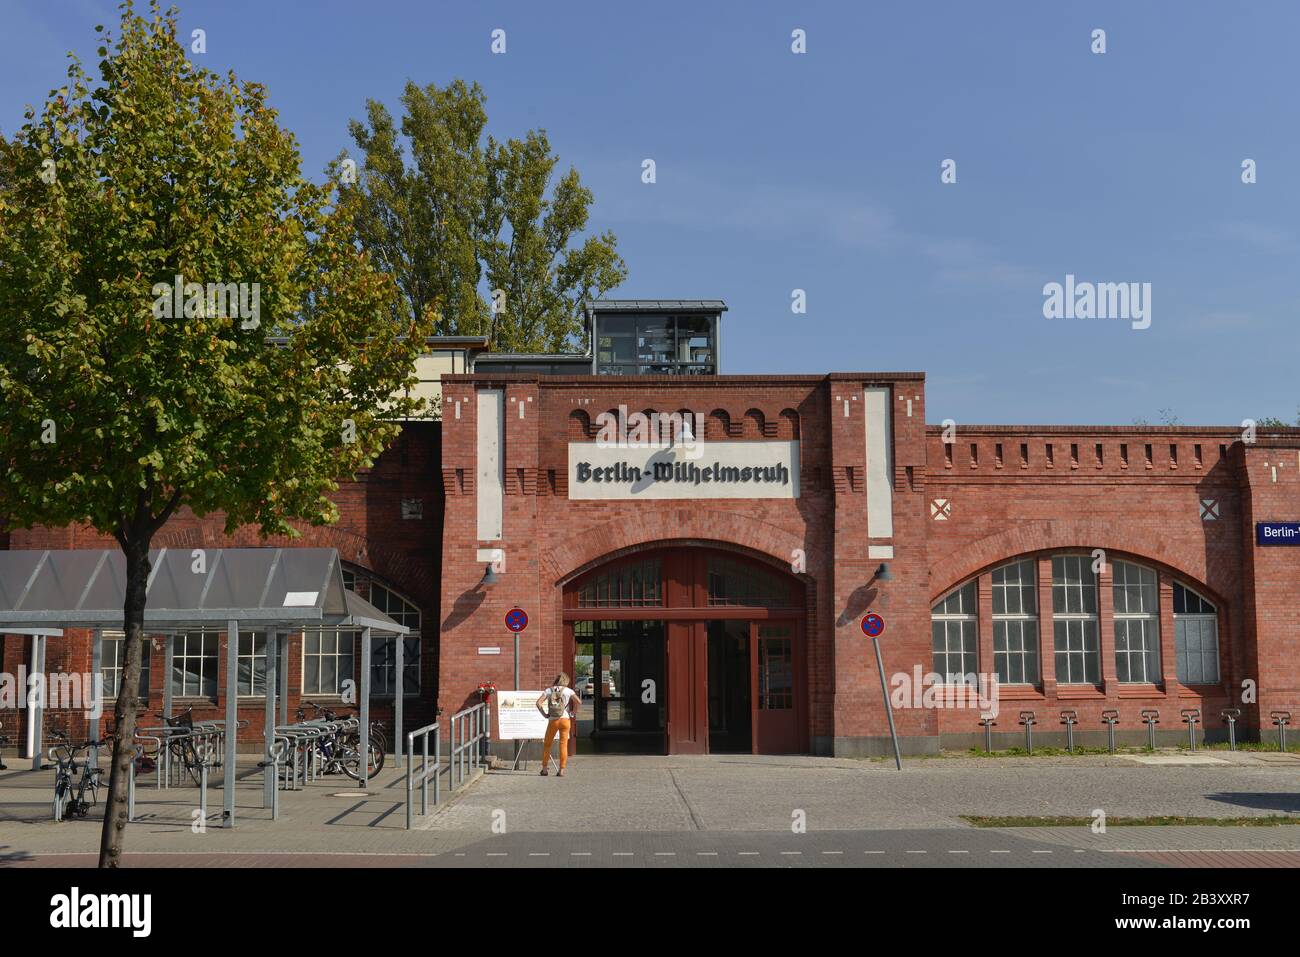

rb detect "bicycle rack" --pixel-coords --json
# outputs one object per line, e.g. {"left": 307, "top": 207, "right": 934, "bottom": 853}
{"left": 1271, "top": 711, "right": 1292, "bottom": 752}
{"left": 1140, "top": 709, "right": 1160, "bottom": 750}
{"left": 1100, "top": 709, "right": 1120, "bottom": 754}
{"left": 1220, "top": 708, "right": 1241, "bottom": 751}
{"left": 1018, "top": 711, "right": 1036, "bottom": 755}
{"left": 1059, "top": 710, "right": 1078, "bottom": 753}
{"left": 978, "top": 712, "right": 996, "bottom": 753}
{"left": 1180, "top": 708, "right": 1201, "bottom": 752}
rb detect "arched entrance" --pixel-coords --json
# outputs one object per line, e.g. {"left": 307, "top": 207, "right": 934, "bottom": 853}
{"left": 562, "top": 546, "right": 807, "bottom": 755}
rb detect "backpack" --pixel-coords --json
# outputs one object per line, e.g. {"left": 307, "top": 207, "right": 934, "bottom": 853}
{"left": 546, "top": 686, "right": 568, "bottom": 719}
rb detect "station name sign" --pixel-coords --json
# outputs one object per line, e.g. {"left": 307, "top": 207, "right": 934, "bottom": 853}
{"left": 1256, "top": 522, "right": 1300, "bottom": 546}
{"left": 568, "top": 441, "right": 800, "bottom": 500}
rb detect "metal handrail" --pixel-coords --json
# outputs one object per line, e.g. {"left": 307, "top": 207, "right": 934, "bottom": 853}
{"left": 448, "top": 702, "right": 490, "bottom": 790}
{"left": 405, "top": 720, "right": 442, "bottom": 829}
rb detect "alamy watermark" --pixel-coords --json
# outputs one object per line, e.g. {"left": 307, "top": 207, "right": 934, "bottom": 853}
{"left": 890, "top": 667, "right": 1000, "bottom": 717}
{"left": 1042, "top": 274, "right": 1151, "bottom": 330}
{"left": 151, "top": 273, "right": 261, "bottom": 329}
{"left": 1, "top": 667, "right": 103, "bottom": 719}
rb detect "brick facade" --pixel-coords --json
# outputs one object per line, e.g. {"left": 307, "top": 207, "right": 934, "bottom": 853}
{"left": 4, "top": 374, "right": 1299, "bottom": 757}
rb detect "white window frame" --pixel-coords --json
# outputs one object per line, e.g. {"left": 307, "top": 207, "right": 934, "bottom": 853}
{"left": 1112, "top": 561, "right": 1161, "bottom": 683}
{"left": 1052, "top": 555, "right": 1099, "bottom": 685}
{"left": 101, "top": 630, "right": 151, "bottom": 700}
{"left": 931, "top": 581, "right": 978, "bottom": 685}
{"left": 1173, "top": 583, "right": 1220, "bottom": 684}
{"left": 171, "top": 632, "right": 219, "bottom": 700}
{"left": 302, "top": 629, "right": 357, "bottom": 698}
{"left": 237, "top": 632, "right": 286, "bottom": 698}
{"left": 991, "top": 559, "right": 1039, "bottom": 685}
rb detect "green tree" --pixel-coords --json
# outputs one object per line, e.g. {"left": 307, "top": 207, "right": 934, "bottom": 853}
{"left": 0, "top": 2, "right": 430, "bottom": 866}
{"left": 339, "top": 79, "right": 626, "bottom": 352}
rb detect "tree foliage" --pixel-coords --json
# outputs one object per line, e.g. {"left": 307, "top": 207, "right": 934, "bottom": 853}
{"left": 338, "top": 79, "right": 626, "bottom": 352}
{"left": 0, "top": 1, "right": 432, "bottom": 866}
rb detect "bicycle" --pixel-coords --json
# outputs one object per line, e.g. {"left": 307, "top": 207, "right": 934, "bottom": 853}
{"left": 296, "top": 704, "right": 385, "bottom": 781}
{"left": 157, "top": 707, "right": 206, "bottom": 786}
{"left": 48, "top": 730, "right": 106, "bottom": 821}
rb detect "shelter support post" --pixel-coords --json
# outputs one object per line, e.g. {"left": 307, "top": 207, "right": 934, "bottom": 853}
{"left": 163, "top": 635, "right": 174, "bottom": 720}
{"left": 223, "top": 619, "right": 238, "bottom": 827}
{"left": 89, "top": 628, "right": 103, "bottom": 742}
{"left": 394, "top": 634, "right": 404, "bottom": 768}
{"left": 263, "top": 629, "right": 277, "bottom": 810}
{"left": 359, "top": 627, "right": 371, "bottom": 788}
{"left": 29, "top": 635, "right": 45, "bottom": 769}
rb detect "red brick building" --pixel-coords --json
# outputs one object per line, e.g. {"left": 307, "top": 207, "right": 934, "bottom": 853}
{"left": 4, "top": 301, "right": 1298, "bottom": 756}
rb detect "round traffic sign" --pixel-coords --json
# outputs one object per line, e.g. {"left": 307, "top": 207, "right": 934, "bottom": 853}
{"left": 505, "top": 607, "right": 529, "bottom": 633}
{"left": 861, "top": 613, "right": 885, "bottom": 638}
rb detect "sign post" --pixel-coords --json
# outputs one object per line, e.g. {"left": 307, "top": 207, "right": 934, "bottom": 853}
{"left": 862, "top": 613, "right": 902, "bottom": 771}
{"left": 504, "top": 608, "right": 530, "bottom": 769}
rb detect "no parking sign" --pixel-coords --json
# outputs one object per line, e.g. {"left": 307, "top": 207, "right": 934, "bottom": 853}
{"left": 505, "top": 607, "right": 529, "bottom": 633}
{"left": 861, "top": 613, "right": 885, "bottom": 638}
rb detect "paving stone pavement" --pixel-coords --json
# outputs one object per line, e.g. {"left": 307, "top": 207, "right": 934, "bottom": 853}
{"left": 2, "top": 752, "right": 1298, "bottom": 866}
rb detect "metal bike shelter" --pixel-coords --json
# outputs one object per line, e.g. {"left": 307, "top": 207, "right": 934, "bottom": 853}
{"left": 0, "top": 547, "right": 407, "bottom": 827}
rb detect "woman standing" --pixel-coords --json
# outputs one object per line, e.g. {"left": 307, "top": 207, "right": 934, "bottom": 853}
{"left": 535, "top": 673, "right": 579, "bottom": 776}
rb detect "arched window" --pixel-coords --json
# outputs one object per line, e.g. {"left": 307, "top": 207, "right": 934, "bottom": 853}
{"left": 1112, "top": 561, "right": 1160, "bottom": 683}
{"left": 991, "top": 560, "right": 1038, "bottom": 684}
{"left": 931, "top": 582, "right": 977, "bottom": 683}
{"left": 1174, "top": 583, "right": 1219, "bottom": 684}
{"left": 1052, "top": 555, "right": 1099, "bottom": 684}
{"left": 707, "top": 556, "right": 793, "bottom": 607}
{"left": 301, "top": 566, "right": 421, "bottom": 697}
{"left": 577, "top": 557, "right": 662, "bottom": 607}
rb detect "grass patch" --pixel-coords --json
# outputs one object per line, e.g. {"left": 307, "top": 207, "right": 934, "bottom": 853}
{"left": 1199, "top": 741, "right": 1300, "bottom": 753}
{"left": 962, "top": 746, "right": 1143, "bottom": 758}
{"left": 962, "top": 814, "right": 1300, "bottom": 828}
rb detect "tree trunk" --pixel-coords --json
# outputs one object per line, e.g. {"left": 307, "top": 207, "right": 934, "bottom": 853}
{"left": 97, "top": 534, "right": 151, "bottom": 868}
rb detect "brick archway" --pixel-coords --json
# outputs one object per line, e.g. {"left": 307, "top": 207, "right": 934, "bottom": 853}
{"left": 544, "top": 508, "right": 807, "bottom": 588}
{"left": 928, "top": 519, "right": 1224, "bottom": 604}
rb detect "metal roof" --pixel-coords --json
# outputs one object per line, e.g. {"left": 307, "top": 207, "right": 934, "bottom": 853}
{"left": 474, "top": 353, "right": 591, "bottom": 363}
{"left": 585, "top": 299, "right": 728, "bottom": 313}
{"left": 0, "top": 547, "right": 407, "bottom": 634}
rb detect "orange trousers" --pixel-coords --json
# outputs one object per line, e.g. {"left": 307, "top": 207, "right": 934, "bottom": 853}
{"left": 541, "top": 718, "right": 571, "bottom": 770}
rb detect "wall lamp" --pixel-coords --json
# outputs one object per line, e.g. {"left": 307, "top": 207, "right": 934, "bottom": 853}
{"left": 480, "top": 563, "right": 500, "bottom": 588}
{"left": 872, "top": 562, "right": 893, "bottom": 583}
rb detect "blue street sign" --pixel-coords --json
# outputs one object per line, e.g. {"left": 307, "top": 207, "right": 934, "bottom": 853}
{"left": 1257, "top": 522, "right": 1300, "bottom": 546}
{"left": 861, "top": 613, "right": 885, "bottom": 638}
{"left": 505, "top": 607, "right": 529, "bottom": 632}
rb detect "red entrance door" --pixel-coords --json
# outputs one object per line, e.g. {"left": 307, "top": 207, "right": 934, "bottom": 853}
{"left": 751, "top": 622, "right": 801, "bottom": 753}
{"left": 666, "top": 621, "right": 708, "bottom": 754}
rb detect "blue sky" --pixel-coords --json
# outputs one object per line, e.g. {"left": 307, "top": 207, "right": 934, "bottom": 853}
{"left": 2, "top": 1, "right": 1297, "bottom": 425}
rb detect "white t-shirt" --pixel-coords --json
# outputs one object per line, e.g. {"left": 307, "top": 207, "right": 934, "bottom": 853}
{"left": 543, "top": 685, "right": 577, "bottom": 718}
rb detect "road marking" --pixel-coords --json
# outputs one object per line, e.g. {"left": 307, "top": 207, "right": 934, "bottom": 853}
{"left": 570, "top": 852, "right": 591, "bottom": 857}
{"left": 696, "top": 852, "right": 718, "bottom": 856}
{"left": 990, "top": 850, "right": 1010, "bottom": 854}
{"left": 948, "top": 850, "right": 968, "bottom": 854}
{"left": 864, "top": 850, "right": 885, "bottom": 855}
{"left": 1032, "top": 850, "right": 1052, "bottom": 854}
{"left": 780, "top": 851, "right": 802, "bottom": 856}
{"left": 612, "top": 852, "right": 633, "bottom": 857}
{"left": 822, "top": 850, "right": 843, "bottom": 855}
{"left": 529, "top": 852, "right": 550, "bottom": 857}
{"left": 906, "top": 850, "right": 927, "bottom": 854}
{"left": 654, "top": 852, "right": 676, "bottom": 857}
{"left": 486, "top": 852, "right": 507, "bottom": 857}
{"left": 738, "top": 851, "right": 759, "bottom": 856}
